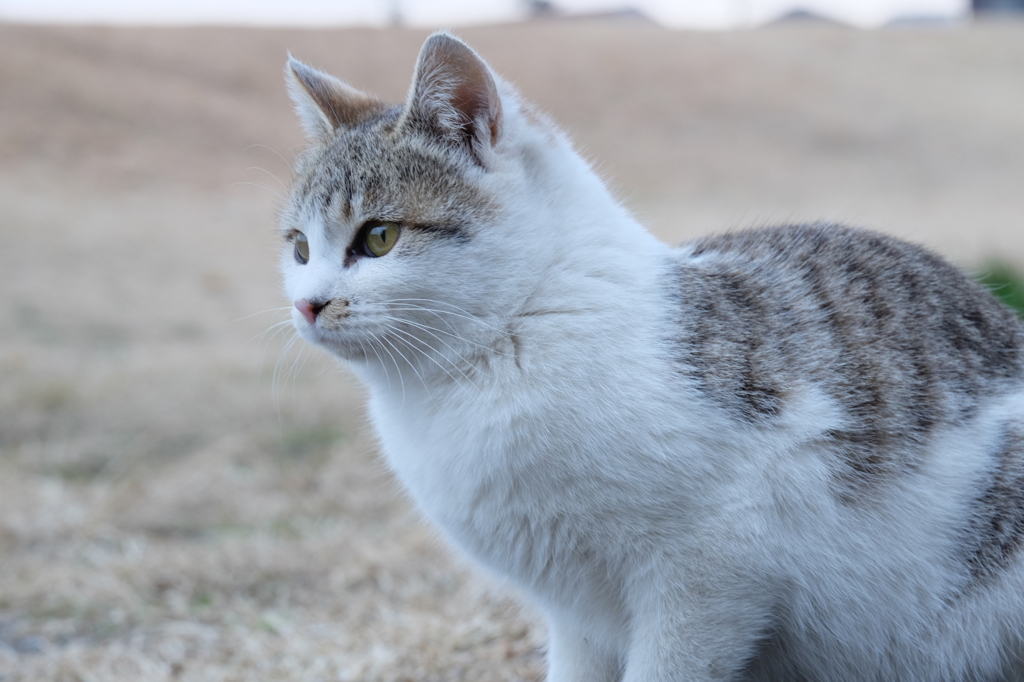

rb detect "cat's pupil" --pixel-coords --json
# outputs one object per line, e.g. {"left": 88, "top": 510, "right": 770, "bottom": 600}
{"left": 294, "top": 233, "right": 309, "bottom": 264}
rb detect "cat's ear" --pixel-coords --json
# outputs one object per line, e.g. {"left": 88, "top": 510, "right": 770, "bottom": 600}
{"left": 286, "top": 57, "right": 386, "bottom": 141}
{"left": 403, "top": 32, "right": 503, "bottom": 166}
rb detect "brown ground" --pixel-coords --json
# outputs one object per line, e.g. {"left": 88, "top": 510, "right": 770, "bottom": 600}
{"left": 1, "top": 19, "right": 1023, "bottom": 681}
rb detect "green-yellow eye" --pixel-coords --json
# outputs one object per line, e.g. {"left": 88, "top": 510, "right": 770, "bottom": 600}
{"left": 294, "top": 232, "right": 310, "bottom": 264}
{"left": 363, "top": 221, "right": 401, "bottom": 257}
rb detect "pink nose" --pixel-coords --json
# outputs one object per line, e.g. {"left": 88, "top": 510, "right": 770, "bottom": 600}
{"left": 295, "top": 298, "right": 324, "bottom": 325}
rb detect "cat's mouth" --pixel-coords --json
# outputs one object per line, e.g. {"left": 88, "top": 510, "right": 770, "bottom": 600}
{"left": 295, "top": 318, "right": 364, "bottom": 360}
{"left": 293, "top": 301, "right": 419, "bottom": 363}
{"left": 291, "top": 296, "right": 490, "bottom": 370}
{"left": 292, "top": 301, "right": 363, "bottom": 357}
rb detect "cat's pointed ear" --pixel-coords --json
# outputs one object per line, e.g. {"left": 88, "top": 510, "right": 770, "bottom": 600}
{"left": 403, "top": 32, "right": 503, "bottom": 165}
{"left": 286, "top": 57, "right": 386, "bottom": 141}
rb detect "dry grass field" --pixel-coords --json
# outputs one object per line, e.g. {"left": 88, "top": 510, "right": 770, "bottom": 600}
{"left": 2, "top": 19, "right": 1024, "bottom": 681}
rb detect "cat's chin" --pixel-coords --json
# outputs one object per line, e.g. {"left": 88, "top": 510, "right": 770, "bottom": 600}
{"left": 295, "top": 324, "right": 369, "bottom": 362}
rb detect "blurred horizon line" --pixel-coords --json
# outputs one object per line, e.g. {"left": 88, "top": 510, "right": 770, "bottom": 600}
{"left": 0, "top": 0, "right": 974, "bottom": 31}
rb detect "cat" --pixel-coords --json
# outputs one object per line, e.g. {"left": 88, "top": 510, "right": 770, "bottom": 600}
{"left": 279, "top": 32, "right": 1024, "bottom": 682}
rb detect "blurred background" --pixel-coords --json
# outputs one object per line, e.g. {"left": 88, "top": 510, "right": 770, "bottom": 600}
{"left": 2, "top": 1, "right": 1024, "bottom": 680}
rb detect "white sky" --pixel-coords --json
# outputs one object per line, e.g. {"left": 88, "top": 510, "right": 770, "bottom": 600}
{"left": 0, "top": 0, "right": 970, "bottom": 29}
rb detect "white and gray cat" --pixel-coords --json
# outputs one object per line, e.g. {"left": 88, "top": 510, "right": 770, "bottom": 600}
{"left": 279, "top": 32, "right": 1024, "bottom": 681}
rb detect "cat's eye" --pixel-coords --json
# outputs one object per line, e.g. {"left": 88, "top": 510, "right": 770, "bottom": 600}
{"left": 362, "top": 221, "right": 401, "bottom": 258}
{"left": 294, "top": 232, "right": 310, "bottom": 264}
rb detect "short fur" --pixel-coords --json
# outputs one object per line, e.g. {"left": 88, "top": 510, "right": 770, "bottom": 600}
{"left": 279, "top": 33, "right": 1024, "bottom": 681}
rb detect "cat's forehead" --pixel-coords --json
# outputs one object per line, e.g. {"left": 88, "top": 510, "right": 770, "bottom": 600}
{"left": 290, "top": 113, "right": 495, "bottom": 233}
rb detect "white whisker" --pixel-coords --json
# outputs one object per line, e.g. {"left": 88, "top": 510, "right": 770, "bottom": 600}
{"left": 381, "top": 331, "right": 449, "bottom": 410}
{"left": 384, "top": 322, "right": 476, "bottom": 393}
{"left": 246, "top": 320, "right": 293, "bottom": 346}
{"left": 383, "top": 311, "right": 512, "bottom": 358}
{"left": 360, "top": 337, "right": 393, "bottom": 392}
{"left": 289, "top": 341, "right": 312, "bottom": 400}
{"left": 386, "top": 298, "right": 507, "bottom": 335}
{"left": 380, "top": 329, "right": 427, "bottom": 386}
{"left": 230, "top": 307, "right": 294, "bottom": 325}
{"left": 243, "top": 165, "right": 289, "bottom": 192}
{"left": 379, "top": 314, "right": 478, "bottom": 368}
{"left": 272, "top": 333, "right": 301, "bottom": 414}
{"left": 244, "top": 143, "right": 294, "bottom": 170}
{"left": 233, "top": 181, "right": 286, "bottom": 201}
{"left": 375, "top": 334, "right": 407, "bottom": 406}
{"left": 254, "top": 322, "right": 298, "bottom": 381}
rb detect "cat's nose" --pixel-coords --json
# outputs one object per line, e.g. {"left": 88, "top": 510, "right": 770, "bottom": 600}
{"left": 295, "top": 298, "right": 327, "bottom": 325}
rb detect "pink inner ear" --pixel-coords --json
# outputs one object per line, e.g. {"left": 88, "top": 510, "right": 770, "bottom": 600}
{"left": 451, "top": 78, "right": 502, "bottom": 147}
{"left": 409, "top": 34, "right": 503, "bottom": 153}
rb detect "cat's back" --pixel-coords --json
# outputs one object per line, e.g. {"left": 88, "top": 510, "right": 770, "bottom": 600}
{"left": 669, "top": 223, "right": 1024, "bottom": 488}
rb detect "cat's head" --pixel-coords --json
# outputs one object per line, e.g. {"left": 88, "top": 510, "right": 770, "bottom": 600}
{"left": 280, "top": 33, "right": 557, "bottom": 373}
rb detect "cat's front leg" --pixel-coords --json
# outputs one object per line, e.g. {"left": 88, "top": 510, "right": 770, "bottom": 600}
{"left": 545, "top": 615, "right": 620, "bottom": 682}
{"left": 621, "top": 586, "right": 768, "bottom": 682}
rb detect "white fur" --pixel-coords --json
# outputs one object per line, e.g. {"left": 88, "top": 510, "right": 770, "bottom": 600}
{"left": 282, "top": 36, "right": 1024, "bottom": 682}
